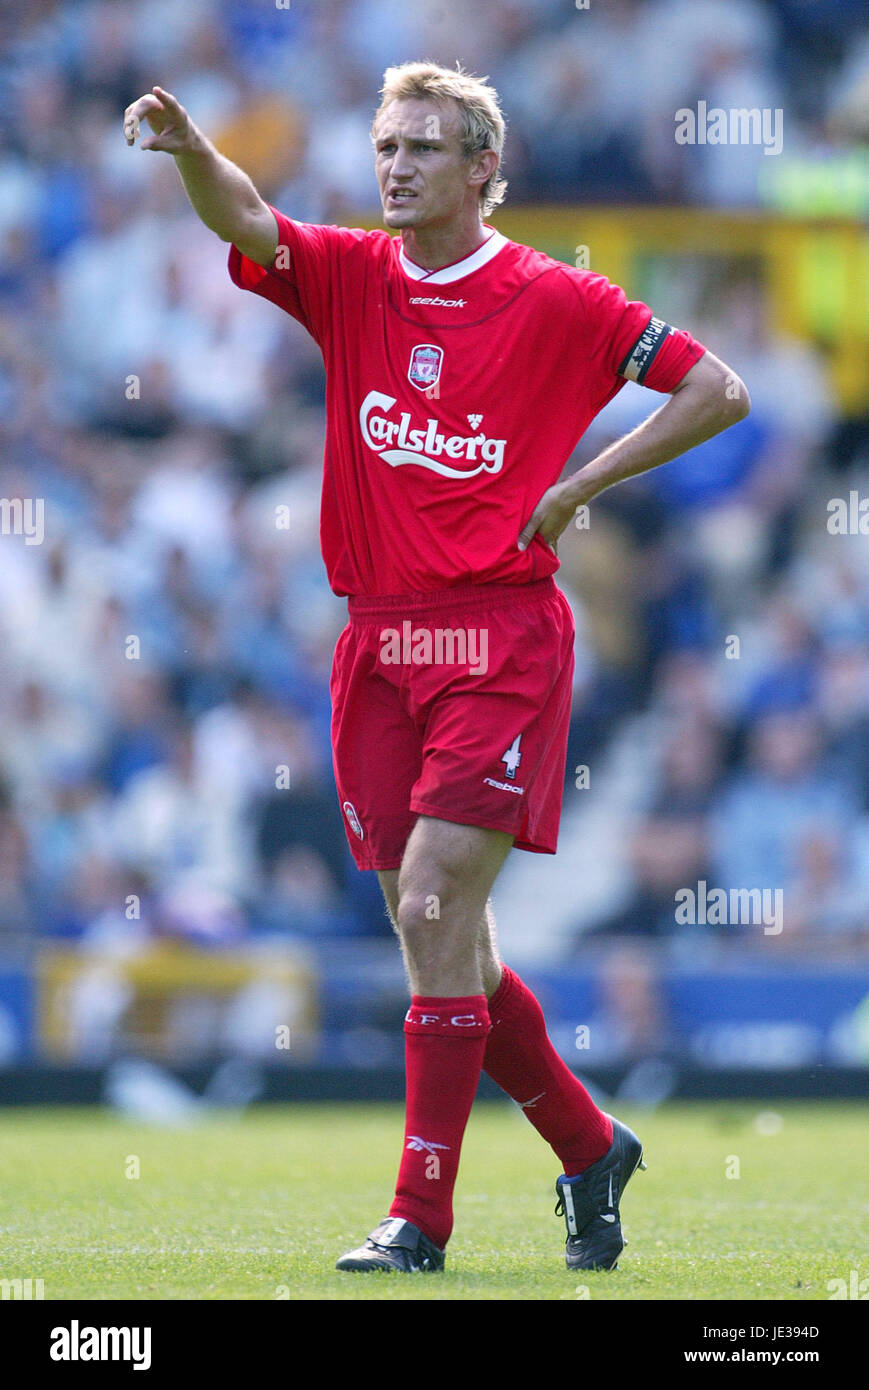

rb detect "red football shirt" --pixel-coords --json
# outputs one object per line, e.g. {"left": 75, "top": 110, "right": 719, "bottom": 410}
{"left": 228, "top": 209, "right": 704, "bottom": 596}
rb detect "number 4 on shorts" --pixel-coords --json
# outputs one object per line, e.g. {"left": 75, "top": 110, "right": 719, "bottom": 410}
{"left": 501, "top": 734, "right": 522, "bottom": 780}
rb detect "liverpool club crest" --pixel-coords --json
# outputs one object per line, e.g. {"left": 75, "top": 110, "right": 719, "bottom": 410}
{"left": 408, "top": 343, "right": 443, "bottom": 391}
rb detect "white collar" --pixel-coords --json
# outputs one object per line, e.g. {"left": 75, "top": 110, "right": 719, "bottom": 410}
{"left": 398, "top": 228, "right": 508, "bottom": 285}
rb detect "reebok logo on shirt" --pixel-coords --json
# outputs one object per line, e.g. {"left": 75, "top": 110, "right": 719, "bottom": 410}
{"left": 409, "top": 296, "right": 467, "bottom": 307}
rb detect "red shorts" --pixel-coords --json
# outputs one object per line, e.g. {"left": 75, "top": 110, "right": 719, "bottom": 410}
{"left": 329, "top": 577, "right": 575, "bottom": 871}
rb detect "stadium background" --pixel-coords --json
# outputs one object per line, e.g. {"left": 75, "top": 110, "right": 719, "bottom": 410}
{"left": 0, "top": 0, "right": 867, "bottom": 1111}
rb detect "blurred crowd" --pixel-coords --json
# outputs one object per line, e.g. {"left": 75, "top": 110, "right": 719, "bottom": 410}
{"left": 0, "top": 0, "right": 866, "bottom": 974}
{"left": 1, "top": 0, "right": 866, "bottom": 229}
{"left": 558, "top": 270, "right": 869, "bottom": 951}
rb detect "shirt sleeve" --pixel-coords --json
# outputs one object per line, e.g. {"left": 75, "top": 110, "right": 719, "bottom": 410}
{"left": 563, "top": 267, "right": 706, "bottom": 409}
{"left": 227, "top": 204, "right": 371, "bottom": 346}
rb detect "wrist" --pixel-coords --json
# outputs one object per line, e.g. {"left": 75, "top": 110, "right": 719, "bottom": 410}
{"left": 174, "top": 123, "right": 207, "bottom": 160}
{"left": 564, "top": 468, "right": 603, "bottom": 510}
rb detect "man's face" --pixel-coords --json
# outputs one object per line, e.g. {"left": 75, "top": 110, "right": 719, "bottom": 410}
{"left": 374, "top": 97, "right": 483, "bottom": 229}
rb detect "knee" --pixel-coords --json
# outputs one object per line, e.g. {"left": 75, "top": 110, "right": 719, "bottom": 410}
{"left": 396, "top": 887, "right": 450, "bottom": 945}
{"left": 396, "top": 860, "right": 471, "bottom": 947}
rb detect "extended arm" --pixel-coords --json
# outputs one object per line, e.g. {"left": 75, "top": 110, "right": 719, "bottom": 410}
{"left": 517, "top": 350, "right": 751, "bottom": 551}
{"left": 123, "top": 87, "right": 278, "bottom": 267}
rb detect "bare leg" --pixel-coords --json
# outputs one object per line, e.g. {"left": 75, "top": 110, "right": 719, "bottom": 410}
{"left": 378, "top": 854, "right": 503, "bottom": 999}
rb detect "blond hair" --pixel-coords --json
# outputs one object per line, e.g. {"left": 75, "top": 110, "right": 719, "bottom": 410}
{"left": 371, "top": 60, "right": 507, "bottom": 216}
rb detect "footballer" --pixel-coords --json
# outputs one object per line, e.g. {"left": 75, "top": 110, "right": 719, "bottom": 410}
{"left": 124, "top": 62, "right": 749, "bottom": 1274}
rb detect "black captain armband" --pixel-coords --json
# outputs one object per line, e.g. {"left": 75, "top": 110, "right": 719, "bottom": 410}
{"left": 617, "top": 316, "right": 674, "bottom": 383}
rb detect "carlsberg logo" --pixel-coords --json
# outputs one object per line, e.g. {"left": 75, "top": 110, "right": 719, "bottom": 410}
{"left": 360, "top": 390, "right": 506, "bottom": 479}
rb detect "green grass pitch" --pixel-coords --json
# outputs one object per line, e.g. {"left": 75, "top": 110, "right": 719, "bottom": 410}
{"left": 0, "top": 1101, "right": 866, "bottom": 1301}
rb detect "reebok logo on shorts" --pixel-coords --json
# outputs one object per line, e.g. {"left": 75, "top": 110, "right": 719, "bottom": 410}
{"left": 483, "top": 777, "right": 525, "bottom": 795}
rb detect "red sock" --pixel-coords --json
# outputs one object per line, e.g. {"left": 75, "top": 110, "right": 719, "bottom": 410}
{"left": 484, "top": 966, "right": 612, "bottom": 1174}
{"left": 389, "top": 995, "right": 490, "bottom": 1249}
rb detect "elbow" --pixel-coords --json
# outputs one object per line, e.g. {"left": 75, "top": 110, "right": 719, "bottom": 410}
{"left": 727, "top": 375, "right": 751, "bottom": 422}
{"left": 705, "top": 366, "right": 750, "bottom": 427}
{"left": 678, "top": 353, "right": 751, "bottom": 426}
